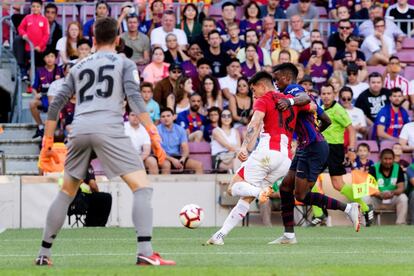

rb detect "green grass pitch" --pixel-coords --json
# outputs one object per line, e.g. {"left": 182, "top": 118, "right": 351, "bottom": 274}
{"left": 1, "top": 226, "right": 414, "bottom": 275}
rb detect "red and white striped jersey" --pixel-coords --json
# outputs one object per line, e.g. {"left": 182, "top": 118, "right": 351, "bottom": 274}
{"left": 384, "top": 74, "right": 413, "bottom": 96}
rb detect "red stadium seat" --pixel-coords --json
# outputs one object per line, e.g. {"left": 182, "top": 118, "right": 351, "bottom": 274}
{"left": 91, "top": 159, "right": 105, "bottom": 175}
{"left": 367, "top": 65, "right": 386, "bottom": 76}
{"left": 402, "top": 37, "right": 414, "bottom": 49}
{"left": 380, "top": 140, "right": 396, "bottom": 151}
{"left": 403, "top": 66, "right": 414, "bottom": 80}
{"left": 189, "top": 142, "right": 212, "bottom": 173}
{"left": 395, "top": 51, "right": 414, "bottom": 64}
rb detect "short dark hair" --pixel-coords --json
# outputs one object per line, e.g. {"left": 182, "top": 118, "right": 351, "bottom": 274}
{"left": 339, "top": 86, "right": 353, "bottom": 98}
{"left": 94, "top": 17, "right": 118, "bottom": 45}
{"left": 222, "top": 1, "right": 236, "bottom": 10}
{"left": 338, "top": 18, "right": 351, "bottom": 26}
{"left": 244, "top": 29, "right": 258, "bottom": 41}
{"left": 368, "top": 72, "right": 383, "bottom": 81}
{"left": 248, "top": 71, "right": 274, "bottom": 87}
{"left": 31, "top": 0, "right": 43, "bottom": 5}
{"left": 126, "top": 14, "right": 139, "bottom": 22}
{"left": 228, "top": 57, "right": 241, "bottom": 65}
{"left": 272, "top": 62, "right": 299, "bottom": 80}
{"left": 390, "top": 87, "right": 403, "bottom": 95}
{"left": 202, "top": 16, "right": 216, "bottom": 26}
{"left": 311, "top": 29, "right": 320, "bottom": 34}
{"left": 160, "top": 107, "right": 175, "bottom": 116}
{"left": 389, "top": 55, "right": 399, "bottom": 63}
{"left": 208, "top": 29, "right": 220, "bottom": 39}
{"left": 197, "top": 58, "right": 211, "bottom": 68}
{"left": 45, "top": 3, "right": 57, "bottom": 12}
{"left": 279, "top": 49, "right": 291, "bottom": 59}
{"left": 357, "top": 142, "right": 370, "bottom": 152}
{"left": 208, "top": 106, "right": 221, "bottom": 115}
{"left": 95, "top": 0, "right": 109, "bottom": 12}
{"left": 150, "top": 0, "right": 163, "bottom": 11}
{"left": 311, "top": 40, "right": 325, "bottom": 49}
{"left": 380, "top": 148, "right": 394, "bottom": 158}
{"left": 373, "top": 17, "right": 385, "bottom": 26}
{"left": 321, "top": 83, "right": 335, "bottom": 92}
{"left": 77, "top": 38, "right": 91, "bottom": 48}
{"left": 140, "top": 82, "right": 153, "bottom": 91}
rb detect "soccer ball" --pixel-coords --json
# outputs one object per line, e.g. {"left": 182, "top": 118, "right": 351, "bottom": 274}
{"left": 179, "top": 204, "right": 204, "bottom": 229}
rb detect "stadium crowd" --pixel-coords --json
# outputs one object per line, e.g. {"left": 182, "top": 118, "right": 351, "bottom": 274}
{"left": 2, "top": 0, "right": 414, "bottom": 225}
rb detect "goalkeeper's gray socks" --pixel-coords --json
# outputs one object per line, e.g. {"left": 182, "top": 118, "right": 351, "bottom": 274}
{"left": 38, "top": 191, "right": 74, "bottom": 257}
{"left": 132, "top": 187, "right": 154, "bottom": 257}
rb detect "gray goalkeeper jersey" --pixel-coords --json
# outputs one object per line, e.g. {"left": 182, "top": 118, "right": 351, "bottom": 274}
{"left": 47, "top": 51, "right": 146, "bottom": 136}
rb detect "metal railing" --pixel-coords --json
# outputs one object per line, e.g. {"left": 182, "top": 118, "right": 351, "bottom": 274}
{"left": 0, "top": 151, "right": 6, "bottom": 175}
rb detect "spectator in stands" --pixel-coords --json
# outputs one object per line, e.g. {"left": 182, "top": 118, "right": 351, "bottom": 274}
{"left": 298, "top": 29, "right": 333, "bottom": 66}
{"left": 163, "top": 33, "right": 189, "bottom": 65}
{"left": 192, "top": 58, "right": 213, "bottom": 93}
{"left": 75, "top": 38, "right": 92, "bottom": 61}
{"left": 142, "top": 47, "right": 170, "bottom": 85}
{"left": 259, "top": 0, "right": 286, "bottom": 33}
{"left": 361, "top": 17, "right": 396, "bottom": 66}
{"left": 328, "top": 19, "right": 354, "bottom": 59}
{"left": 193, "top": 17, "right": 217, "bottom": 52}
{"left": 241, "top": 44, "right": 262, "bottom": 79}
{"left": 116, "top": 2, "right": 136, "bottom": 33}
{"left": 359, "top": 4, "right": 405, "bottom": 49}
{"left": 367, "top": 148, "right": 408, "bottom": 224}
{"left": 153, "top": 63, "right": 182, "bottom": 109}
{"left": 355, "top": 72, "right": 391, "bottom": 125}
{"left": 275, "top": 50, "right": 292, "bottom": 65}
{"left": 204, "top": 30, "right": 231, "bottom": 78}
{"left": 386, "top": 0, "right": 414, "bottom": 35}
{"left": 140, "top": 82, "right": 160, "bottom": 125}
{"left": 223, "top": 22, "right": 246, "bottom": 58}
{"left": 44, "top": 3, "right": 62, "bottom": 54}
{"left": 219, "top": 58, "right": 242, "bottom": 103}
{"left": 288, "top": 15, "right": 311, "bottom": 53}
{"left": 157, "top": 108, "right": 203, "bottom": 174}
{"left": 305, "top": 41, "right": 333, "bottom": 91}
{"left": 286, "top": 0, "right": 319, "bottom": 30}
{"left": 353, "top": 143, "right": 374, "bottom": 171}
{"left": 139, "top": 0, "right": 163, "bottom": 36}
{"left": 375, "top": 87, "right": 410, "bottom": 141}
{"left": 211, "top": 109, "right": 241, "bottom": 173}
{"left": 56, "top": 21, "right": 82, "bottom": 66}
{"left": 48, "top": 62, "right": 72, "bottom": 106}
{"left": 173, "top": 76, "right": 193, "bottom": 114}
{"left": 345, "top": 63, "right": 369, "bottom": 100}
{"left": 329, "top": 4, "right": 353, "bottom": 21}
{"left": 228, "top": 77, "right": 253, "bottom": 129}
{"left": 124, "top": 112, "right": 159, "bottom": 174}
{"left": 406, "top": 162, "right": 414, "bottom": 224}
{"left": 181, "top": 42, "right": 203, "bottom": 81}
{"left": 216, "top": 2, "right": 239, "bottom": 41}
{"left": 17, "top": 0, "right": 50, "bottom": 79}
{"left": 352, "top": 0, "right": 372, "bottom": 20}
{"left": 399, "top": 120, "right": 414, "bottom": 158}
{"left": 240, "top": 1, "right": 263, "bottom": 36}
{"left": 271, "top": 31, "right": 299, "bottom": 65}
{"left": 258, "top": 16, "right": 279, "bottom": 53}
{"left": 334, "top": 36, "right": 367, "bottom": 79}
{"left": 384, "top": 56, "right": 413, "bottom": 111}
{"left": 198, "top": 75, "right": 223, "bottom": 112}
{"left": 340, "top": 87, "right": 368, "bottom": 139}
{"left": 203, "top": 107, "right": 221, "bottom": 142}
{"left": 393, "top": 143, "right": 410, "bottom": 171}
{"left": 151, "top": 10, "right": 188, "bottom": 51}
{"left": 120, "top": 14, "right": 150, "bottom": 66}
{"left": 299, "top": 74, "right": 314, "bottom": 93}
{"left": 328, "top": 73, "right": 345, "bottom": 100}
{"left": 83, "top": 0, "right": 109, "bottom": 42}
{"left": 178, "top": 3, "right": 202, "bottom": 44}
{"left": 237, "top": 29, "right": 272, "bottom": 66}
{"left": 30, "top": 49, "right": 64, "bottom": 139}
{"left": 176, "top": 93, "right": 207, "bottom": 142}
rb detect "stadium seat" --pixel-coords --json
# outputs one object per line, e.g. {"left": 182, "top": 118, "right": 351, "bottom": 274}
{"left": 317, "top": 6, "right": 328, "bottom": 18}
{"left": 402, "top": 37, "right": 414, "bottom": 49}
{"left": 91, "top": 159, "right": 105, "bottom": 175}
{"left": 367, "top": 66, "right": 386, "bottom": 76}
{"left": 379, "top": 140, "right": 395, "bottom": 151}
{"left": 357, "top": 140, "right": 379, "bottom": 153}
{"left": 208, "top": 5, "right": 222, "bottom": 20}
{"left": 370, "top": 152, "right": 380, "bottom": 163}
{"left": 403, "top": 66, "right": 414, "bottom": 80}
{"left": 189, "top": 142, "right": 212, "bottom": 173}
{"left": 395, "top": 51, "right": 414, "bottom": 65}
{"left": 401, "top": 154, "right": 412, "bottom": 163}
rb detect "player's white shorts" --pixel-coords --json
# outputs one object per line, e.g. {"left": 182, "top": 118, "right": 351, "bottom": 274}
{"left": 236, "top": 149, "right": 291, "bottom": 188}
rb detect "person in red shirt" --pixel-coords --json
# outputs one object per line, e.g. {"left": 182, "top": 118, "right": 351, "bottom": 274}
{"left": 205, "top": 71, "right": 315, "bottom": 245}
{"left": 17, "top": 0, "right": 50, "bottom": 80}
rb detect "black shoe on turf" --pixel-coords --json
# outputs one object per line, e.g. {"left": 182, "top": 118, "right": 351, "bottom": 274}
{"left": 364, "top": 205, "right": 374, "bottom": 227}
{"left": 35, "top": 255, "right": 52, "bottom": 266}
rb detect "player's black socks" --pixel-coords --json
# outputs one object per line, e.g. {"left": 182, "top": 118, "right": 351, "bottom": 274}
{"left": 280, "top": 190, "right": 295, "bottom": 232}
{"left": 302, "top": 192, "right": 347, "bottom": 212}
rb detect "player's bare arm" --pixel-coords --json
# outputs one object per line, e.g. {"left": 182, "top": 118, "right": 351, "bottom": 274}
{"left": 318, "top": 112, "right": 332, "bottom": 132}
{"left": 238, "top": 110, "right": 265, "bottom": 162}
{"left": 277, "top": 92, "right": 311, "bottom": 111}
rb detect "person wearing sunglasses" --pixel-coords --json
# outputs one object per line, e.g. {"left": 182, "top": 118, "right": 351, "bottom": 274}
{"left": 328, "top": 19, "right": 354, "bottom": 59}
{"left": 339, "top": 87, "right": 368, "bottom": 140}
{"left": 345, "top": 63, "right": 369, "bottom": 100}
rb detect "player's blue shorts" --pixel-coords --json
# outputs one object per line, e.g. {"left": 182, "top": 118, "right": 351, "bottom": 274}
{"left": 289, "top": 140, "right": 329, "bottom": 182}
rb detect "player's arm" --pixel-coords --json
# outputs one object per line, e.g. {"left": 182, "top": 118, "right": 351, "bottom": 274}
{"left": 318, "top": 111, "right": 331, "bottom": 132}
{"left": 345, "top": 123, "right": 357, "bottom": 162}
{"left": 123, "top": 61, "right": 166, "bottom": 164}
{"left": 277, "top": 92, "right": 311, "bottom": 111}
{"left": 238, "top": 110, "right": 264, "bottom": 162}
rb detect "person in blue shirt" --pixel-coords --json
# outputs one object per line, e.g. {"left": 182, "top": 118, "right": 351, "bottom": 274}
{"left": 176, "top": 93, "right": 207, "bottom": 142}
{"left": 157, "top": 108, "right": 203, "bottom": 174}
{"left": 83, "top": 0, "right": 110, "bottom": 43}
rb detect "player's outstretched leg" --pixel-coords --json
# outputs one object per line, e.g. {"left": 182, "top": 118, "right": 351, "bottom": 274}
{"left": 35, "top": 174, "right": 81, "bottom": 266}
{"left": 205, "top": 197, "right": 252, "bottom": 246}
{"left": 122, "top": 171, "right": 175, "bottom": 266}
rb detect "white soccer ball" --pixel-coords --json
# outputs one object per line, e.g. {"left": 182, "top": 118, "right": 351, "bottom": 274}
{"left": 179, "top": 204, "right": 205, "bottom": 229}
